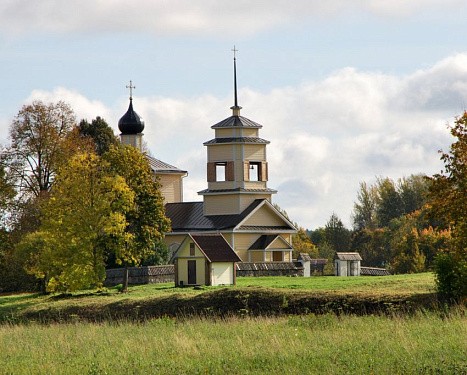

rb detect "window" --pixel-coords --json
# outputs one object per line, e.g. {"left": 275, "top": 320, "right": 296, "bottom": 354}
{"left": 215, "top": 162, "right": 226, "bottom": 182}
{"left": 249, "top": 162, "right": 260, "bottom": 181}
{"left": 207, "top": 161, "right": 234, "bottom": 182}
{"left": 244, "top": 161, "right": 268, "bottom": 182}
{"left": 189, "top": 243, "right": 195, "bottom": 256}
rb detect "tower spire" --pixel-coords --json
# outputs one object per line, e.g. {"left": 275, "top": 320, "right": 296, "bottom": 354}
{"left": 230, "top": 46, "right": 242, "bottom": 116}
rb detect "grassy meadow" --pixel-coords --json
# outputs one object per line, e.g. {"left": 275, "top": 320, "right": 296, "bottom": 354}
{"left": 0, "top": 309, "right": 465, "bottom": 374}
{"left": 0, "top": 273, "right": 465, "bottom": 374}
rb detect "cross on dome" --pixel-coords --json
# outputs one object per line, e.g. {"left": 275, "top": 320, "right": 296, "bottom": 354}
{"left": 126, "top": 80, "right": 136, "bottom": 100}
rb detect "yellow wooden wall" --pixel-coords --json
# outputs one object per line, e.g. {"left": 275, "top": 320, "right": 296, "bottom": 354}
{"left": 158, "top": 173, "right": 184, "bottom": 203}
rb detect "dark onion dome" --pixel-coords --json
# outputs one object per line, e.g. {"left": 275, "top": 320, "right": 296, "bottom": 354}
{"left": 118, "top": 99, "right": 144, "bottom": 134}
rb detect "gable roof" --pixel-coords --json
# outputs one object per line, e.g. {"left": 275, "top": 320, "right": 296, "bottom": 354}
{"left": 165, "top": 199, "right": 296, "bottom": 233}
{"left": 248, "top": 235, "right": 293, "bottom": 250}
{"left": 335, "top": 252, "right": 362, "bottom": 261}
{"left": 191, "top": 234, "right": 241, "bottom": 263}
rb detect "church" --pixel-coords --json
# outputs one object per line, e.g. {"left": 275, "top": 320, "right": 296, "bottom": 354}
{"left": 118, "top": 56, "right": 297, "bottom": 285}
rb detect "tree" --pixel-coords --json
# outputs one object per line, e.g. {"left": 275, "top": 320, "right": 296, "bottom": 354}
{"left": 19, "top": 152, "right": 135, "bottom": 292}
{"left": 0, "top": 164, "right": 15, "bottom": 224}
{"left": 352, "top": 181, "right": 378, "bottom": 231}
{"left": 78, "top": 117, "right": 118, "bottom": 155}
{"left": 376, "top": 177, "right": 405, "bottom": 227}
{"left": 292, "top": 227, "right": 318, "bottom": 259}
{"left": 324, "top": 213, "right": 351, "bottom": 252}
{"left": 428, "top": 112, "right": 467, "bottom": 302}
{"left": 1, "top": 101, "right": 76, "bottom": 199}
{"left": 103, "top": 145, "right": 171, "bottom": 291}
{"left": 350, "top": 228, "right": 390, "bottom": 267}
{"left": 103, "top": 146, "right": 170, "bottom": 261}
{"left": 399, "top": 174, "right": 430, "bottom": 215}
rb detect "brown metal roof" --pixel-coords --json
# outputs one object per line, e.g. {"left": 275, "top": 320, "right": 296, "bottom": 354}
{"left": 203, "top": 137, "right": 270, "bottom": 145}
{"left": 211, "top": 115, "right": 263, "bottom": 129}
{"left": 198, "top": 187, "right": 277, "bottom": 195}
{"left": 165, "top": 199, "right": 264, "bottom": 231}
{"left": 146, "top": 155, "right": 187, "bottom": 174}
{"left": 335, "top": 252, "right": 363, "bottom": 261}
{"left": 191, "top": 234, "right": 241, "bottom": 263}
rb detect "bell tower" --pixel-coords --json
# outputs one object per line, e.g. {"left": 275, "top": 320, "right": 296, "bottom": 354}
{"left": 199, "top": 47, "right": 277, "bottom": 216}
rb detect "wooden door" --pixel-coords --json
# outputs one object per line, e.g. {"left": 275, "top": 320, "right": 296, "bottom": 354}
{"left": 273, "top": 251, "right": 283, "bottom": 262}
{"left": 188, "top": 260, "right": 197, "bottom": 285}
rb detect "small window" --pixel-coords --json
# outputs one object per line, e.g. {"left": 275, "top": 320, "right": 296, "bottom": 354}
{"left": 189, "top": 243, "right": 195, "bottom": 256}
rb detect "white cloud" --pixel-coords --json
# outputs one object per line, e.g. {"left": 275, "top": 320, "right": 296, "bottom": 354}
{"left": 0, "top": 0, "right": 465, "bottom": 37}
{"left": 4, "top": 53, "right": 465, "bottom": 228}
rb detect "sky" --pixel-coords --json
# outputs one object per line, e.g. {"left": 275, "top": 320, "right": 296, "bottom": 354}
{"left": 1, "top": 0, "right": 467, "bottom": 229}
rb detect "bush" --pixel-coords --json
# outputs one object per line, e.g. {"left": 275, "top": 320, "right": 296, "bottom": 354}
{"left": 433, "top": 252, "right": 467, "bottom": 303}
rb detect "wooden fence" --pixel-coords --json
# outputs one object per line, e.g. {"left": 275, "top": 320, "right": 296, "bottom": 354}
{"left": 236, "top": 262, "right": 304, "bottom": 277}
{"left": 105, "top": 265, "right": 175, "bottom": 286}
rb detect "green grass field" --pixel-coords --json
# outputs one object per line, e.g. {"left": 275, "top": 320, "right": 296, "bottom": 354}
{"left": 0, "top": 273, "right": 465, "bottom": 374}
{"left": 0, "top": 309, "right": 465, "bottom": 374}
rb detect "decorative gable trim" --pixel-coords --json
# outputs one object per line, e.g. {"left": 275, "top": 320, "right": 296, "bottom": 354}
{"left": 233, "top": 199, "right": 297, "bottom": 231}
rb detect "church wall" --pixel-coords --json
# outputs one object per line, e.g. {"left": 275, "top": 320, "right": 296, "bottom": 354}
{"left": 242, "top": 205, "right": 287, "bottom": 226}
{"left": 250, "top": 251, "right": 265, "bottom": 262}
{"left": 231, "top": 233, "right": 259, "bottom": 262}
{"left": 158, "top": 174, "right": 183, "bottom": 203}
{"left": 240, "top": 128, "right": 259, "bottom": 137}
{"left": 204, "top": 194, "right": 239, "bottom": 215}
{"left": 208, "top": 144, "right": 235, "bottom": 162}
{"left": 215, "top": 129, "right": 237, "bottom": 138}
{"left": 243, "top": 145, "right": 265, "bottom": 160}
{"left": 239, "top": 194, "right": 272, "bottom": 213}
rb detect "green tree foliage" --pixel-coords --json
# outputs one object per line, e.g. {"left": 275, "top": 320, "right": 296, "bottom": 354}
{"left": 78, "top": 117, "right": 118, "bottom": 155}
{"left": 103, "top": 145, "right": 171, "bottom": 267}
{"left": 352, "top": 181, "right": 378, "bottom": 231}
{"left": 0, "top": 228, "right": 37, "bottom": 292}
{"left": 375, "top": 177, "right": 405, "bottom": 227}
{"left": 292, "top": 227, "right": 318, "bottom": 259}
{"left": 18, "top": 152, "right": 135, "bottom": 292}
{"left": 428, "top": 112, "right": 467, "bottom": 302}
{"left": 324, "top": 213, "right": 351, "bottom": 253}
{"left": 0, "top": 165, "right": 15, "bottom": 225}
{"left": 350, "top": 228, "right": 390, "bottom": 268}
{"left": 1, "top": 101, "right": 76, "bottom": 199}
{"left": 350, "top": 175, "right": 434, "bottom": 272}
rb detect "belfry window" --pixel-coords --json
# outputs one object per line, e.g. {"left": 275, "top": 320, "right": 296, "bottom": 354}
{"left": 215, "top": 162, "right": 226, "bottom": 182}
{"left": 249, "top": 162, "right": 261, "bottom": 181}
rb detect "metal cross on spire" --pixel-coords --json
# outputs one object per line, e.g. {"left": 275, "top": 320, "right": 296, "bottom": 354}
{"left": 126, "top": 80, "right": 136, "bottom": 100}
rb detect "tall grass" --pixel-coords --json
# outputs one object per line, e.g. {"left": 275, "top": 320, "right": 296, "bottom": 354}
{"left": 0, "top": 308, "right": 465, "bottom": 374}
